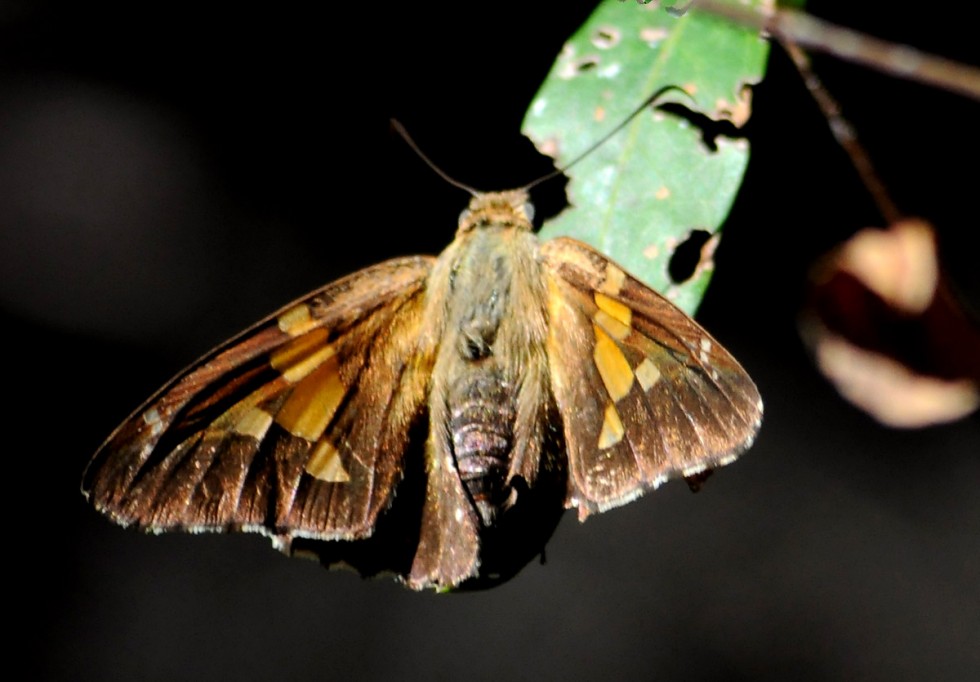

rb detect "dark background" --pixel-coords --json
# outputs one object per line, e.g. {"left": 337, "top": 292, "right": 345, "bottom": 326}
{"left": 3, "top": 2, "right": 978, "bottom": 680}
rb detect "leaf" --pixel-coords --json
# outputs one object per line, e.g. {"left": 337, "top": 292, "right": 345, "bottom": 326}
{"left": 800, "top": 219, "right": 980, "bottom": 427}
{"left": 523, "top": 0, "right": 770, "bottom": 314}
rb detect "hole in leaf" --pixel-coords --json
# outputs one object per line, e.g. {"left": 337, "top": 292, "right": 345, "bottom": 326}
{"left": 659, "top": 102, "right": 742, "bottom": 152}
{"left": 574, "top": 56, "right": 599, "bottom": 73}
{"left": 668, "top": 229, "right": 711, "bottom": 284}
{"left": 592, "top": 27, "right": 620, "bottom": 49}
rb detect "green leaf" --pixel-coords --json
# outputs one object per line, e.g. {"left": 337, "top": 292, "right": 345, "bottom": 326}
{"left": 522, "top": 0, "right": 770, "bottom": 315}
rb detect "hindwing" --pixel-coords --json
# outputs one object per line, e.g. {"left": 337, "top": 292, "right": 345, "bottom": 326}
{"left": 541, "top": 237, "right": 763, "bottom": 519}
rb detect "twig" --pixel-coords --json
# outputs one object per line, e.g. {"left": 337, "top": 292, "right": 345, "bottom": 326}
{"left": 691, "top": 0, "right": 980, "bottom": 103}
{"left": 781, "top": 41, "right": 903, "bottom": 225}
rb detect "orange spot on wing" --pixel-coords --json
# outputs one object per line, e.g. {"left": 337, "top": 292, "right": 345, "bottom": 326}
{"left": 275, "top": 354, "right": 345, "bottom": 441}
{"left": 593, "top": 323, "right": 634, "bottom": 402}
{"left": 306, "top": 440, "right": 351, "bottom": 482}
{"left": 598, "top": 404, "right": 625, "bottom": 449}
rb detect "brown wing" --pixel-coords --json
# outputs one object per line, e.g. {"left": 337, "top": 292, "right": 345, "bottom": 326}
{"left": 540, "top": 238, "right": 763, "bottom": 520}
{"left": 83, "top": 256, "right": 435, "bottom": 548}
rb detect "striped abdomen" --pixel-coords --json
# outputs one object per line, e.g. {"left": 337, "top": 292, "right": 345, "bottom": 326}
{"left": 448, "top": 368, "right": 515, "bottom": 526}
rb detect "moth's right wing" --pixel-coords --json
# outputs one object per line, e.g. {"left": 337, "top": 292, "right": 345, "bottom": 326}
{"left": 541, "top": 237, "right": 763, "bottom": 520}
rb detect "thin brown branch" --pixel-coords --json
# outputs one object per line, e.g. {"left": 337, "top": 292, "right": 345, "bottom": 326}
{"left": 691, "top": 0, "right": 980, "bottom": 103}
{"left": 781, "top": 41, "right": 903, "bottom": 225}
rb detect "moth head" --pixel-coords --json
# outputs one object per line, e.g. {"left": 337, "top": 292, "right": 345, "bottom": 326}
{"left": 457, "top": 190, "right": 535, "bottom": 235}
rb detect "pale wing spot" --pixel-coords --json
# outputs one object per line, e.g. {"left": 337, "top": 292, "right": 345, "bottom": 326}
{"left": 277, "top": 304, "right": 317, "bottom": 336}
{"left": 142, "top": 408, "right": 163, "bottom": 436}
{"left": 454, "top": 508, "right": 464, "bottom": 523}
{"left": 698, "top": 337, "right": 712, "bottom": 364}
{"left": 306, "top": 440, "right": 350, "bottom": 482}
{"left": 593, "top": 323, "right": 634, "bottom": 402}
{"left": 275, "top": 354, "right": 345, "bottom": 441}
{"left": 635, "top": 358, "right": 661, "bottom": 391}
{"left": 598, "top": 403, "right": 625, "bottom": 449}
{"left": 600, "top": 263, "right": 626, "bottom": 295}
{"left": 232, "top": 407, "right": 274, "bottom": 440}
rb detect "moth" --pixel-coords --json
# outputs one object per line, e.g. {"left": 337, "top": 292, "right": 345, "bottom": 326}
{"left": 83, "top": 187, "right": 762, "bottom": 592}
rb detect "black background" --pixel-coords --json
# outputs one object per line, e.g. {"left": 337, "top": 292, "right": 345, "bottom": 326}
{"left": 3, "top": 2, "right": 978, "bottom": 680}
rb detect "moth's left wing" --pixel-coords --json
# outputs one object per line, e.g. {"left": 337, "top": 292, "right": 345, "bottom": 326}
{"left": 540, "top": 237, "right": 762, "bottom": 519}
{"left": 83, "top": 256, "right": 436, "bottom": 549}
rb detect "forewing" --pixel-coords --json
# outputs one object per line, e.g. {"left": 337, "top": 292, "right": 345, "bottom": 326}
{"left": 541, "top": 238, "right": 762, "bottom": 519}
{"left": 83, "top": 256, "right": 435, "bottom": 545}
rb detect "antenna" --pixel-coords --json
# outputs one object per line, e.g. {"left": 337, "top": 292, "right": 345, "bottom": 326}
{"left": 392, "top": 84, "right": 691, "bottom": 196}
{"left": 523, "top": 84, "right": 690, "bottom": 191}
{"left": 389, "top": 119, "right": 480, "bottom": 197}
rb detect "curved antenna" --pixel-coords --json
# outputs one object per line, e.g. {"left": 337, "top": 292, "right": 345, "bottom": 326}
{"left": 523, "top": 84, "right": 692, "bottom": 192}
{"left": 390, "top": 119, "right": 480, "bottom": 198}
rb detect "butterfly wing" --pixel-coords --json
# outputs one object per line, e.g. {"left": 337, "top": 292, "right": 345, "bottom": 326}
{"left": 83, "top": 256, "right": 436, "bottom": 551}
{"left": 541, "top": 237, "right": 763, "bottom": 519}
